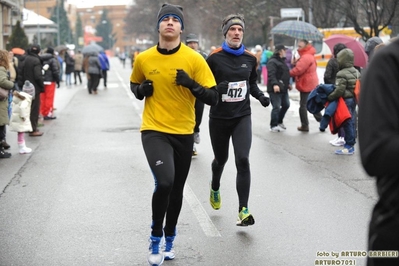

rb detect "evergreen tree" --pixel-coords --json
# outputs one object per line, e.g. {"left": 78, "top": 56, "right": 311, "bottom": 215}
{"left": 7, "top": 20, "right": 29, "bottom": 50}
{"left": 95, "top": 9, "right": 113, "bottom": 50}
{"left": 75, "top": 14, "right": 84, "bottom": 49}
{"left": 50, "top": 0, "right": 73, "bottom": 45}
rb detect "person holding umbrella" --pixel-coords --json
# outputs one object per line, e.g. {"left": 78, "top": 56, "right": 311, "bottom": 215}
{"left": 86, "top": 52, "right": 101, "bottom": 94}
{"left": 290, "top": 39, "right": 322, "bottom": 132}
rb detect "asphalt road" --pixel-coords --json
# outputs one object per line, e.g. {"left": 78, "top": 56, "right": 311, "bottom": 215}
{"left": 0, "top": 57, "right": 376, "bottom": 266}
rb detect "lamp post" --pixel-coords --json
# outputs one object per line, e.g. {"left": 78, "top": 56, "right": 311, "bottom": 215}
{"left": 57, "top": 0, "right": 60, "bottom": 46}
{"left": 269, "top": 16, "right": 280, "bottom": 49}
{"left": 108, "top": 34, "right": 113, "bottom": 51}
{"left": 36, "top": 0, "right": 40, "bottom": 45}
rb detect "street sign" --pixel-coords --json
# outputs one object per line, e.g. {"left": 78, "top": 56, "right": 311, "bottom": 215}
{"left": 280, "top": 8, "right": 304, "bottom": 19}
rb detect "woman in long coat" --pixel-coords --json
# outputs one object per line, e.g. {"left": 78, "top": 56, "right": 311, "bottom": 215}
{"left": 0, "top": 49, "right": 16, "bottom": 158}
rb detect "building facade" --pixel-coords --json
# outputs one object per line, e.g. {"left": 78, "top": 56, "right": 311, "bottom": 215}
{"left": 24, "top": 0, "right": 134, "bottom": 53}
{"left": 0, "top": 0, "right": 24, "bottom": 49}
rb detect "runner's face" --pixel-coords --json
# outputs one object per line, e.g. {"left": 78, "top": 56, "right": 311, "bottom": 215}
{"left": 187, "top": 42, "right": 199, "bottom": 51}
{"left": 225, "top": 25, "right": 243, "bottom": 48}
{"left": 159, "top": 16, "right": 182, "bottom": 41}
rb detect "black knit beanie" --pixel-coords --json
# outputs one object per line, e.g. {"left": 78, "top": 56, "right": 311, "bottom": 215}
{"left": 30, "top": 44, "right": 41, "bottom": 55}
{"left": 157, "top": 3, "right": 184, "bottom": 30}
{"left": 47, "top": 47, "right": 55, "bottom": 55}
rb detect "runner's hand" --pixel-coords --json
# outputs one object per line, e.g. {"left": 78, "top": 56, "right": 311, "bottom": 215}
{"left": 175, "top": 69, "right": 195, "bottom": 89}
{"left": 216, "top": 81, "right": 229, "bottom": 95}
{"left": 258, "top": 95, "right": 270, "bottom": 107}
{"left": 138, "top": 79, "right": 153, "bottom": 97}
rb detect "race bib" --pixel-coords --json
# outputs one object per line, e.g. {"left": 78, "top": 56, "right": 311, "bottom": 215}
{"left": 221, "top": 80, "right": 247, "bottom": 102}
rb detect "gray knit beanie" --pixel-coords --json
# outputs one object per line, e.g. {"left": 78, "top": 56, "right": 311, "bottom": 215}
{"left": 186, "top": 33, "right": 199, "bottom": 44}
{"left": 22, "top": 80, "right": 35, "bottom": 99}
{"left": 157, "top": 3, "right": 184, "bottom": 30}
{"left": 221, "top": 14, "right": 245, "bottom": 36}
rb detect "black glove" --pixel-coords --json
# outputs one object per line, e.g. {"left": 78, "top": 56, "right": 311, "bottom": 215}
{"left": 216, "top": 81, "right": 229, "bottom": 95}
{"left": 138, "top": 79, "right": 153, "bottom": 97}
{"left": 175, "top": 69, "right": 195, "bottom": 89}
{"left": 258, "top": 95, "right": 270, "bottom": 107}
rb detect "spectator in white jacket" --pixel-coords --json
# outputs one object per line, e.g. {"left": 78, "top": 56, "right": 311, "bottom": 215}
{"left": 9, "top": 90, "right": 33, "bottom": 154}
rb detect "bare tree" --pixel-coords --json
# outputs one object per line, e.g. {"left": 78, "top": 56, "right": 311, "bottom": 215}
{"left": 311, "top": 0, "right": 344, "bottom": 28}
{"left": 124, "top": 0, "right": 163, "bottom": 47}
{"left": 336, "top": 0, "right": 399, "bottom": 40}
{"left": 124, "top": 0, "right": 398, "bottom": 51}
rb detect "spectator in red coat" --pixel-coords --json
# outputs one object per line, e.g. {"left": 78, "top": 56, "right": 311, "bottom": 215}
{"left": 290, "top": 40, "right": 322, "bottom": 132}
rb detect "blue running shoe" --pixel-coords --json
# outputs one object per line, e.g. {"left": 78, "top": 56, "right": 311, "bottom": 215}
{"left": 163, "top": 235, "right": 175, "bottom": 260}
{"left": 335, "top": 145, "right": 354, "bottom": 155}
{"left": 147, "top": 236, "right": 164, "bottom": 266}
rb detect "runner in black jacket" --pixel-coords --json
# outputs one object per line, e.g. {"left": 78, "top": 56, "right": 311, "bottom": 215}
{"left": 206, "top": 13, "right": 269, "bottom": 226}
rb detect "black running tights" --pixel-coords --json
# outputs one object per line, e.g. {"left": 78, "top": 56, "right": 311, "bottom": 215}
{"left": 209, "top": 115, "right": 252, "bottom": 212}
{"left": 141, "top": 130, "right": 193, "bottom": 237}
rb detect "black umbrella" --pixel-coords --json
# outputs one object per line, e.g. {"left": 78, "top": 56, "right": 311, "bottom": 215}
{"left": 82, "top": 43, "right": 104, "bottom": 55}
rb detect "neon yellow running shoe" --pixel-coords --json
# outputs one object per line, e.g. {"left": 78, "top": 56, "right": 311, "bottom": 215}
{"left": 210, "top": 188, "right": 221, "bottom": 210}
{"left": 236, "top": 207, "right": 255, "bottom": 226}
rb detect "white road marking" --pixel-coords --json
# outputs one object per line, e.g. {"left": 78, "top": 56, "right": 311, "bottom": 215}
{"left": 183, "top": 185, "right": 221, "bottom": 237}
{"left": 114, "top": 69, "right": 141, "bottom": 114}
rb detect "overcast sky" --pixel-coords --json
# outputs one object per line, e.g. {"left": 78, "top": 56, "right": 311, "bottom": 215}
{"left": 66, "top": 0, "right": 131, "bottom": 8}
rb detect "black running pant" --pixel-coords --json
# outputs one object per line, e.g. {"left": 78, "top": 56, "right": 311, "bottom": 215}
{"left": 142, "top": 130, "right": 193, "bottom": 237}
{"left": 209, "top": 115, "right": 252, "bottom": 212}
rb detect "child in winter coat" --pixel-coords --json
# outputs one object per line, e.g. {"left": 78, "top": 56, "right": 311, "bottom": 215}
{"left": 9, "top": 90, "right": 33, "bottom": 154}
